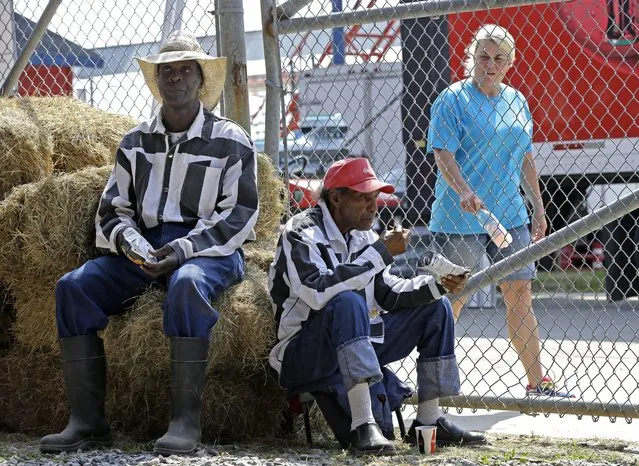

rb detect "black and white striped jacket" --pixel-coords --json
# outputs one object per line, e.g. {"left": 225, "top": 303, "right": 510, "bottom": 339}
{"left": 95, "top": 104, "right": 258, "bottom": 264}
{"left": 268, "top": 200, "right": 446, "bottom": 374}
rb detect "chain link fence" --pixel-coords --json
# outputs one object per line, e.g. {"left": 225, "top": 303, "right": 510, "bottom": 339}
{"left": 1, "top": 0, "right": 638, "bottom": 423}
{"left": 266, "top": 0, "right": 639, "bottom": 421}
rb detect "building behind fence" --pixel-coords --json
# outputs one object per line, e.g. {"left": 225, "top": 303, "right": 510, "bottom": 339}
{"left": 1, "top": 0, "right": 638, "bottom": 422}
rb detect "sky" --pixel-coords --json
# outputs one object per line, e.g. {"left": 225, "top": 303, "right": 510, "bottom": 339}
{"left": 13, "top": 0, "right": 401, "bottom": 48}
{"left": 9, "top": 0, "right": 403, "bottom": 130}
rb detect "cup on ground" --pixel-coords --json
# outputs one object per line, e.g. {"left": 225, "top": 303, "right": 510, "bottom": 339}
{"left": 415, "top": 425, "right": 437, "bottom": 454}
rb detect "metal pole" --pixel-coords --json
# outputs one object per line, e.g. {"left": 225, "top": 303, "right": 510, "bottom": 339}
{"left": 151, "top": 0, "right": 186, "bottom": 117}
{"left": 276, "top": 0, "right": 316, "bottom": 20}
{"left": 345, "top": 91, "right": 402, "bottom": 147}
{"left": 406, "top": 394, "right": 639, "bottom": 419}
{"left": 278, "top": 0, "right": 566, "bottom": 34}
{"left": 331, "top": 0, "right": 345, "bottom": 65}
{"left": 363, "top": 71, "right": 374, "bottom": 159}
{"left": 261, "top": 0, "right": 283, "bottom": 164}
{"left": 212, "top": 0, "right": 225, "bottom": 116}
{"left": 218, "top": 0, "right": 251, "bottom": 133}
{"left": 1, "top": 0, "right": 63, "bottom": 96}
{"left": 160, "top": 0, "right": 186, "bottom": 42}
{"left": 450, "top": 188, "right": 639, "bottom": 300}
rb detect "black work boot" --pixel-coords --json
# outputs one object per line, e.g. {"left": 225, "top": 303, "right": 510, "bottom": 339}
{"left": 349, "top": 422, "right": 396, "bottom": 456}
{"left": 404, "top": 417, "right": 487, "bottom": 447}
{"left": 40, "top": 335, "right": 112, "bottom": 453}
{"left": 154, "top": 337, "right": 209, "bottom": 456}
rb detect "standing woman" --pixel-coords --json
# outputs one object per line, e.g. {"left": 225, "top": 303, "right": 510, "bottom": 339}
{"left": 427, "top": 24, "right": 571, "bottom": 397}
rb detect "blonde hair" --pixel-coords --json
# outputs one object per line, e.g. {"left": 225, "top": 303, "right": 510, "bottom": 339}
{"left": 464, "top": 24, "right": 516, "bottom": 76}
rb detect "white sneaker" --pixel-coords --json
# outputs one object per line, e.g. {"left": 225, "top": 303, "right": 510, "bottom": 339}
{"left": 417, "top": 251, "right": 470, "bottom": 278}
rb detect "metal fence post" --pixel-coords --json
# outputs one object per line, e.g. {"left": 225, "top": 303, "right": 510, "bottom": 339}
{"left": 276, "top": 0, "right": 315, "bottom": 20}
{"left": 261, "top": 0, "right": 283, "bottom": 165}
{"left": 452, "top": 188, "right": 639, "bottom": 300}
{"left": 1, "top": 0, "right": 62, "bottom": 96}
{"left": 217, "top": 0, "right": 250, "bottom": 133}
{"left": 160, "top": 0, "right": 186, "bottom": 41}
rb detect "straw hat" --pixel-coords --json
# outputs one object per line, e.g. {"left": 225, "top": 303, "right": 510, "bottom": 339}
{"left": 136, "top": 31, "right": 227, "bottom": 110}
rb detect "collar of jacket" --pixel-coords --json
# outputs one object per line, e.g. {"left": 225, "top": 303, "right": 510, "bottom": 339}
{"left": 148, "top": 102, "right": 211, "bottom": 142}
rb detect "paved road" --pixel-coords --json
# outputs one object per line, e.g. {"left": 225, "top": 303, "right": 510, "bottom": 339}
{"left": 389, "top": 294, "right": 639, "bottom": 442}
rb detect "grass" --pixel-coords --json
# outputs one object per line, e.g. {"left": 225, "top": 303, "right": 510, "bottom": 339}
{"left": 1, "top": 431, "right": 638, "bottom": 465}
{"left": 533, "top": 269, "right": 606, "bottom": 294}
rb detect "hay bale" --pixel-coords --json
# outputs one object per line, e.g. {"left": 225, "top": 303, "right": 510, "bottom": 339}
{"left": 0, "top": 283, "right": 15, "bottom": 353}
{"left": 103, "top": 263, "right": 274, "bottom": 377}
{"left": 255, "top": 152, "right": 285, "bottom": 240}
{"left": 0, "top": 345, "right": 285, "bottom": 441}
{"left": 0, "top": 147, "right": 282, "bottom": 357}
{"left": 0, "top": 166, "right": 110, "bottom": 285}
{"left": 244, "top": 239, "right": 277, "bottom": 273}
{"left": 11, "top": 284, "right": 58, "bottom": 353}
{"left": 0, "top": 185, "right": 29, "bottom": 280}
{"left": 0, "top": 155, "right": 282, "bottom": 284}
{"left": 0, "top": 347, "right": 67, "bottom": 434}
{"left": 107, "top": 370, "right": 285, "bottom": 442}
{"left": 0, "top": 103, "right": 53, "bottom": 198}
{"left": 4, "top": 97, "right": 136, "bottom": 171}
{"left": 11, "top": 263, "right": 274, "bottom": 360}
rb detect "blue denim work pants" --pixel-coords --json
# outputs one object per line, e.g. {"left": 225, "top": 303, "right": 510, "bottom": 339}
{"left": 279, "top": 291, "right": 461, "bottom": 401}
{"left": 55, "top": 223, "right": 245, "bottom": 338}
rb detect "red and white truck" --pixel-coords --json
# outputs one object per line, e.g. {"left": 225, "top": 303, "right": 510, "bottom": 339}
{"left": 294, "top": 1, "right": 639, "bottom": 232}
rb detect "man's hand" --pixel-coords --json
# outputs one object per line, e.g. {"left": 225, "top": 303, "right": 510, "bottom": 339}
{"left": 381, "top": 225, "right": 411, "bottom": 256}
{"left": 117, "top": 228, "right": 154, "bottom": 266}
{"left": 440, "top": 273, "right": 469, "bottom": 294}
{"left": 460, "top": 188, "right": 483, "bottom": 214}
{"left": 140, "top": 244, "right": 180, "bottom": 279}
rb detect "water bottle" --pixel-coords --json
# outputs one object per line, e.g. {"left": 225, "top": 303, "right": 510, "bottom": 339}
{"left": 476, "top": 209, "right": 513, "bottom": 249}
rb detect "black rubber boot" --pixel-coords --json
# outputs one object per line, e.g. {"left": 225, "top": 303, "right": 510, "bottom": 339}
{"left": 154, "top": 337, "right": 209, "bottom": 456}
{"left": 39, "top": 335, "right": 111, "bottom": 453}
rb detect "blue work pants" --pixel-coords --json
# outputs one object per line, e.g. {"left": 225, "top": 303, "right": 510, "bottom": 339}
{"left": 55, "top": 224, "right": 244, "bottom": 338}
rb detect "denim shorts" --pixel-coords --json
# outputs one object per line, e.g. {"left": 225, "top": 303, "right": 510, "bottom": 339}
{"left": 432, "top": 225, "right": 536, "bottom": 283}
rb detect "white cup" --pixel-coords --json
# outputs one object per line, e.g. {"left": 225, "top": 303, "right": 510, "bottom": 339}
{"left": 415, "top": 425, "right": 437, "bottom": 454}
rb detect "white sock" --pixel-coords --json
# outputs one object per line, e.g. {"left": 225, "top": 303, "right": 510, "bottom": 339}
{"left": 347, "top": 382, "right": 376, "bottom": 430}
{"left": 416, "top": 398, "right": 441, "bottom": 426}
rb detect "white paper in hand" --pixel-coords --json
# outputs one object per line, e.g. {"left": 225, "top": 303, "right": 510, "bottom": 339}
{"left": 417, "top": 251, "right": 470, "bottom": 279}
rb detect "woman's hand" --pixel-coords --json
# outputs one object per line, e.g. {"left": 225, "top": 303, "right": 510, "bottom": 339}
{"left": 531, "top": 210, "right": 548, "bottom": 242}
{"left": 460, "top": 188, "right": 483, "bottom": 213}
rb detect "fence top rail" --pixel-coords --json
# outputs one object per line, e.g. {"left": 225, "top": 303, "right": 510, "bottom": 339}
{"left": 277, "top": 0, "right": 568, "bottom": 34}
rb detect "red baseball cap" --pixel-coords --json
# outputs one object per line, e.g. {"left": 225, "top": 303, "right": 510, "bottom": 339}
{"left": 323, "top": 158, "right": 395, "bottom": 194}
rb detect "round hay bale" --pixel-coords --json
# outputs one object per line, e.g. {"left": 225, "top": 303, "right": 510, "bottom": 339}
{"left": 9, "top": 97, "right": 136, "bottom": 171}
{"left": 0, "top": 103, "right": 53, "bottom": 199}
{"left": 103, "top": 263, "right": 275, "bottom": 378}
{"left": 255, "top": 152, "right": 285, "bottom": 241}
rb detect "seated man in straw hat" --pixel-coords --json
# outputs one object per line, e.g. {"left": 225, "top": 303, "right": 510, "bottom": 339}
{"left": 269, "top": 158, "right": 486, "bottom": 456}
{"left": 40, "top": 31, "right": 258, "bottom": 456}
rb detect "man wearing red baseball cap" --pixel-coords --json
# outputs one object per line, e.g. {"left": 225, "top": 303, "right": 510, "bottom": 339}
{"left": 268, "top": 158, "right": 485, "bottom": 455}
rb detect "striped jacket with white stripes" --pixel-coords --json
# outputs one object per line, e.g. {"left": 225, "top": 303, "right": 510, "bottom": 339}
{"left": 268, "top": 199, "right": 446, "bottom": 374}
{"left": 95, "top": 104, "right": 258, "bottom": 263}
